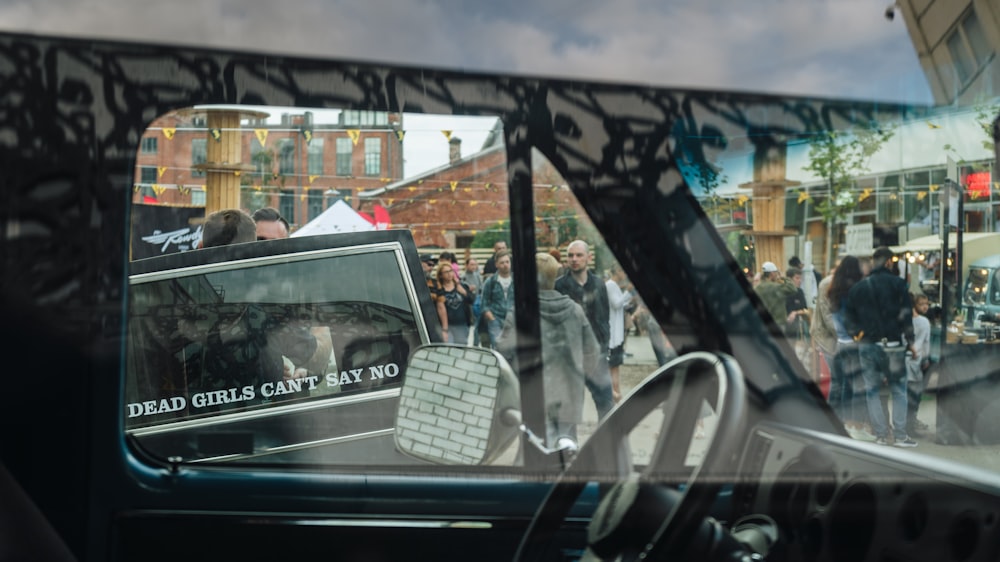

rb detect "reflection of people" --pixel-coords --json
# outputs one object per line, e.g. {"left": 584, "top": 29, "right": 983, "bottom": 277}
{"left": 252, "top": 207, "right": 290, "bottom": 240}
{"left": 845, "top": 247, "right": 918, "bottom": 448}
{"left": 498, "top": 253, "right": 600, "bottom": 445}
{"left": 605, "top": 263, "right": 632, "bottom": 402}
{"left": 480, "top": 250, "right": 514, "bottom": 349}
{"left": 482, "top": 240, "right": 507, "bottom": 277}
{"left": 201, "top": 208, "right": 256, "bottom": 248}
{"left": 555, "top": 240, "right": 613, "bottom": 419}
{"left": 906, "top": 293, "right": 931, "bottom": 436}
{"left": 754, "top": 261, "right": 797, "bottom": 327}
{"left": 436, "top": 262, "right": 473, "bottom": 345}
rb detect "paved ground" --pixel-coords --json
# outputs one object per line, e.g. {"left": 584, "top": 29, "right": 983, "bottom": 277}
{"left": 575, "top": 333, "right": 1000, "bottom": 473}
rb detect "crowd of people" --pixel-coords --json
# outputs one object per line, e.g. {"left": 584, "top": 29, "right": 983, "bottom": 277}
{"left": 755, "top": 248, "right": 934, "bottom": 448}
{"left": 418, "top": 238, "right": 672, "bottom": 445}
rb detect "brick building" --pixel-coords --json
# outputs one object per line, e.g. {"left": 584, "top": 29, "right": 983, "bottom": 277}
{"left": 356, "top": 136, "right": 581, "bottom": 250}
{"left": 133, "top": 108, "right": 404, "bottom": 227}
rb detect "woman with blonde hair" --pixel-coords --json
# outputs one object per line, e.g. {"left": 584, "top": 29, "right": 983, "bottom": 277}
{"left": 436, "top": 262, "right": 473, "bottom": 345}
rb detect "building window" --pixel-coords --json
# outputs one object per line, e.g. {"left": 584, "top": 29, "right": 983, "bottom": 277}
{"left": 341, "top": 110, "right": 389, "bottom": 127}
{"left": 191, "top": 138, "right": 207, "bottom": 178}
{"left": 280, "top": 189, "right": 295, "bottom": 225}
{"left": 141, "top": 137, "right": 158, "bottom": 154}
{"left": 336, "top": 137, "right": 353, "bottom": 175}
{"left": 140, "top": 166, "right": 157, "bottom": 184}
{"left": 307, "top": 138, "right": 324, "bottom": 176}
{"left": 364, "top": 137, "right": 381, "bottom": 176}
{"left": 191, "top": 189, "right": 206, "bottom": 206}
{"left": 947, "top": 9, "right": 993, "bottom": 85}
{"left": 308, "top": 189, "right": 323, "bottom": 221}
{"left": 278, "top": 138, "right": 296, "bottom": 176}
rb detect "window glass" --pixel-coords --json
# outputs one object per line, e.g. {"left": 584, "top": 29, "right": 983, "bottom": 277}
{"left": 128, "top": 106, "right": 509, "bottom": 468}
{"left": 307, "top": 138, "right": 324, "bottom": 176}
{"left": 336, "top": 137, "right": 353, "bottom": 175}
{"left": 191, "top": 139, "right": 207, "bottom": 178}
{"left": 364, "top": 137, "right": 382, "bottom": 176}
{"left": 141, "top": 137, "right": 158, "bottom": 154}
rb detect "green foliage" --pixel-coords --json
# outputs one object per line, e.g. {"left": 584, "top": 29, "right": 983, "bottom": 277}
{"left": 802, "top": 124, "right": 895, "bottom": 224}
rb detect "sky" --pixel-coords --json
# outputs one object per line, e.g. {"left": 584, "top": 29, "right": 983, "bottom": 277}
{"left": 1, "top": 0, "right": 935, "bottom": 175}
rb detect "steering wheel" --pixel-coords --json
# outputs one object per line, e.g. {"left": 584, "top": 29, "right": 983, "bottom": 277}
{"left": 514, "top": 351, "right": 747, "bottom": 561}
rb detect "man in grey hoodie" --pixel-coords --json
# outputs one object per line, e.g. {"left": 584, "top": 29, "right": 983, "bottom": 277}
{"left": 499, "top": 253, "right": 602, "bottom": 445}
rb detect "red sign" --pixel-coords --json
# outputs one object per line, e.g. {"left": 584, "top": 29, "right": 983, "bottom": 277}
{"left": 965, "top": 171, "right": 991, "bottom": 199}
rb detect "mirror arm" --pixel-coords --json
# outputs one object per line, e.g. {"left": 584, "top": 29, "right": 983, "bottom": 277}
{"left": 501, "top": 408, "right": 578, "bottom": 458}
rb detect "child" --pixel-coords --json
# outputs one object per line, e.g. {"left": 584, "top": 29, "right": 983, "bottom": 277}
{"left": 906, "top": 293, "right": 932, "bottom": 435}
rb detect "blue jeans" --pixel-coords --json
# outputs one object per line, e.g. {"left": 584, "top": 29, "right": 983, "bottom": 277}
{"left": 486, "top": 316, "right": 504, "bottom": 349}
{"left": 859, "top": 343, "right": 908, "bottom": 440}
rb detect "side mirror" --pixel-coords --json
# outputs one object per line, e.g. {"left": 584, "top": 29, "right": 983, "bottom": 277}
{"left": 395, "top": 345, "right": 520, "bottom": 465}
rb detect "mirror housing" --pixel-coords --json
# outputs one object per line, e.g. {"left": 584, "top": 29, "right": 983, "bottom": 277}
{"left": 395, "top": 344, "right": 520, "bottom": 465}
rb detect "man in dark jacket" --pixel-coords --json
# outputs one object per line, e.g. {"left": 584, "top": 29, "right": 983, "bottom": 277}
{"left": 555, "top": 240, "right": 613, "bottom": 418}
{"left": 844, "top": 246, "right": 918, "bottom": 448}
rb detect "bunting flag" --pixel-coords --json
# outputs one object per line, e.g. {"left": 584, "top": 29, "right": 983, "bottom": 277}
{"left": 254, "top": 129, "right": 268, "bottom": 146}
{"left": 859, "top": 188, "right": 872, "bottom": 202}
{"left": 210, "top": 128, "right": 222, "bottom": 142}
{"left": 441, "top": 130, "right": 452, "bottom": 141}
{"left": 301, "top": 128, "right": 313, "bottom": 143}
{"left": 162, "top": 128, "right": 176, "bottom": 140}
{"left": 450, "top": 181, "right": 458, "bottom": 192}
{"left": 157, "top": 166, "right": 167, "bottom": 178}
{"left": 395, "top": 130, "right": 405, "bottom": 142}
{"left": 797, "top": 191, "right": 810, "bottom": 204}
{"left": 347, "top": 129, "right": 361, "bottom": 145}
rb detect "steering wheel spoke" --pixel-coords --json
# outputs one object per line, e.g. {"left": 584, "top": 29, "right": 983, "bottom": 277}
{"left": 515, "top": 352, "right": 747, "bottom": 562}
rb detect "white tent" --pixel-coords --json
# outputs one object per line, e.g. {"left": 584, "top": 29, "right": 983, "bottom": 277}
{"left": 290, "top": 200, "right": 375, "bottom": 237}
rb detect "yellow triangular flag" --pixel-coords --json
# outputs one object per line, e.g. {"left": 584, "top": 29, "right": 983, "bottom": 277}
{"left": 347, "top": 129, "right": 361, "bottom": 145}
{"left": 157, "top": 166, "right": 167, "bottom": 178}
{"left": 441, "top": 130, "right": 452, "bottom": 141}
{"left": 255, "top": 129, "right": 268, "bottom": 146}
{"left": 162, "top": 128, "right": 176, "bottom": 140}
{"left": 450, "top": 181, "right": 458, "bottom": 192}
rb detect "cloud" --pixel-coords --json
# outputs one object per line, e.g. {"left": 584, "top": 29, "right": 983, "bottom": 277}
{"left": 0, "top": 0, "right": 932, "bottom": 103}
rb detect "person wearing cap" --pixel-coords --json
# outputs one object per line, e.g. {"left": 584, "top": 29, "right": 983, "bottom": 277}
{"left": 754, "top": 261, "right": 798, "bottom": 329}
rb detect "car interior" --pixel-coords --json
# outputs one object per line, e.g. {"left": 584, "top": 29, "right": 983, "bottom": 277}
{"left": 2, "top": 11, "right": 1000, "bottom": 561}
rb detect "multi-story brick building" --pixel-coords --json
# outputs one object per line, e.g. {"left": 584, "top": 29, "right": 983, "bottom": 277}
{"left": 133, "top": 108, "right": 404, "bottom": 228}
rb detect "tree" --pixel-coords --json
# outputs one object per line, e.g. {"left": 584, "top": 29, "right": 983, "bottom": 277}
{"left": 803, "top": 124, "right": 894, "bottom": 271}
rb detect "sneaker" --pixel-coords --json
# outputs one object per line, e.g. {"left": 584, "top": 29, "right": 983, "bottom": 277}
{"left": 846, "top": 426, "right": 877, "bottom": 442}
{"left": 875, "top": 437, "right": 890, "bottom": 446}
{"left": 893, "top": 437, "right": 918, "bottom": 448}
